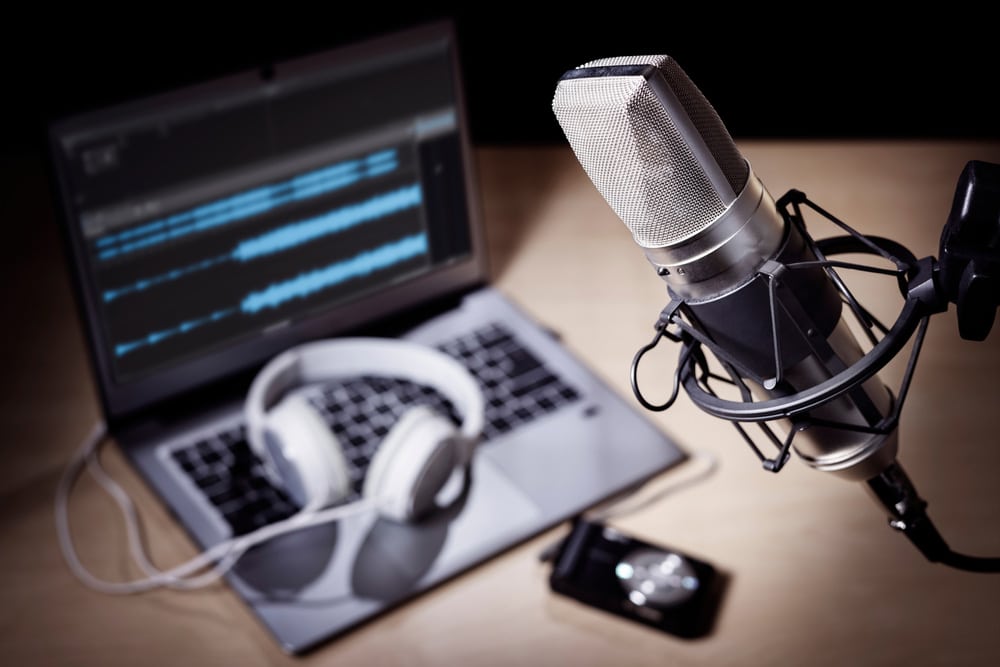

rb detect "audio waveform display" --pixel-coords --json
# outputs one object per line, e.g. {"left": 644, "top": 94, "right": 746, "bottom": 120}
{"left": 102, "top": 183, "right": 422, "bottom": 303}
{"left": 242, "top": 233, "right": 429, "bottom": 314}
{"left": 114, "top": 307, "right": 238, "bottom": 358}
{"left": 114, "top": 232, "right": 429, "bottom": 357}
{"left": 95, "top": 149, "right": 398, "bottom": 261}
{"left": 231, "top": 184, "right": 420, "bottom": 262}
{"left": 91, "top": 138, "right": 438, "bottom": 381}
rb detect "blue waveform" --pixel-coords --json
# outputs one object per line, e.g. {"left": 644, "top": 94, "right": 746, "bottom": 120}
{"left": 232, "top": 184, "right": 421, "bottom": 261}
{"left": 103, "top": 257, "right": 229, "bottom": 302}
{"left": 103, "top": 183, "right": 422, "bottom": 303}
{"left": 96, "top": 149, "right": 398, "bottom": 261}
{"left": 241, "top": 233, "right": 429, "bottom": 314}
{"left": 114, "top": 307, "right": 237, "bottom": 357}
{"left": 113, "top": 232, "right": 429, "bottom": 358}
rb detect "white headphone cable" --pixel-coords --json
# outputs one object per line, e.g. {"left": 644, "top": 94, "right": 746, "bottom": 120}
{"left": 55, "top": 420, "right": 384, "bottom": 594}
{"left": 536, "top": 450, "right": 719, "bottom": 564}
{"left": 585, "top": 450, "right": 719, "bottom": 522}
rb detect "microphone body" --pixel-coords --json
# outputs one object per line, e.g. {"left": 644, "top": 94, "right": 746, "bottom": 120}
{"left": 552, "top": 56, "right": 896, "bottom": 480}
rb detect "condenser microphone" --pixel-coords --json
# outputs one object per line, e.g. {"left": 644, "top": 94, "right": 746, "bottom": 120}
{"left": 552, "top": 55, "right": 1000, "bottom": 572}
{"left": 553, "top": 56, "right": 896, "bottom": 480}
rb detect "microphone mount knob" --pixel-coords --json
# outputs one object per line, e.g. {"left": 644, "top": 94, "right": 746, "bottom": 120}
{"left": 939, "top": 160, "right": 1000, "bottom": 341}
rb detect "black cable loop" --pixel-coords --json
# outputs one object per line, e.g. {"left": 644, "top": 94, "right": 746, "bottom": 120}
{"left": 630, "top": 325, "right": 697, "bottom": 412}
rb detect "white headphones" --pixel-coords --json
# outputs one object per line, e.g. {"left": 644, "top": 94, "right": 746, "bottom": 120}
{"left": 244, "top": 337, "right": 485, "bottom": 523}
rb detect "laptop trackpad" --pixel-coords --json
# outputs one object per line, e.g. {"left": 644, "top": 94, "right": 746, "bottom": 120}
{"left": 350, "top": 455, "right": 545, "bottom": 597}
{"left": 233, "top": 454, "right": 543, "bottom": 603}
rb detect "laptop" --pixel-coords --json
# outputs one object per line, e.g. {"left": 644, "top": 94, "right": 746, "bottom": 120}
{"left": 46, "top": 19, "right": 686, "bottom": 654}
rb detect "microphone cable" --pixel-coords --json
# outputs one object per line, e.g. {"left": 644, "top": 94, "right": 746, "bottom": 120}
{"left": 866, "top": 461, "right": 1000, "bottom": 573}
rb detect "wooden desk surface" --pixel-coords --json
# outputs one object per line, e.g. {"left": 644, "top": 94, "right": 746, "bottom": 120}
{"left": 3, "top": 140, "right": 1000, "bottom": 666}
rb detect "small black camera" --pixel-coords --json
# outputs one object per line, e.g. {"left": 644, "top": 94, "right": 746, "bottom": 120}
{"left": 548, "top": 519, "right": 726, "bottom": 638}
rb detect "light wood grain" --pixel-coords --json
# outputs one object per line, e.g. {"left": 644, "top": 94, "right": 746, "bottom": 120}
{"left": 3, "top": 141, "right": 1000, "bottom": 666}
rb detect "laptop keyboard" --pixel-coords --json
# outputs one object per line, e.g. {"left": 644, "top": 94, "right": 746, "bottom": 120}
{"left": 169, "top": 322, "right": 581, "bottom": 535}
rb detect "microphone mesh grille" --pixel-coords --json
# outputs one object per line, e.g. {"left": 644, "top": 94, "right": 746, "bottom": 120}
{"left": 552, "top": 56, "right": 748, "bottom": 248}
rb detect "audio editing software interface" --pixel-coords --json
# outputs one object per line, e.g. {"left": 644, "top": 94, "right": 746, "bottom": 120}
{"left": 52, "top": 40, "right": 472, "bottom": 384}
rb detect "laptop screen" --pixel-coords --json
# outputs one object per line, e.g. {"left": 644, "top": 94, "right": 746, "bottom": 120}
{"left": 47, "top": 21, "right": 487, "bottom": 421}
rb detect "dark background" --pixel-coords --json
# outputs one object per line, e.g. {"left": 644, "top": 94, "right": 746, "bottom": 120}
{"left": 6, "top": 6, "right": 998, "bottom": 157}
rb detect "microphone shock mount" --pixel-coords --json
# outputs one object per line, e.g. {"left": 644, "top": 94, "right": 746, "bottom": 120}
{"left": 629, "top": 161, "right": 1000, "bottom": 572}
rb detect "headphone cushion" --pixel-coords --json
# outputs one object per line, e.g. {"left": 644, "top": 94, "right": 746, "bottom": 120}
{"left": 363, "top": 405, "right": 460, "bottom": 522}
{"left": 263, "top": 394, "right": 351, "bottom": 512}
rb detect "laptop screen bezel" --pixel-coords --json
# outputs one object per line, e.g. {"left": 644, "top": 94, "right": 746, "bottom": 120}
{"left": 46, "top": 20, "right": 489, "bottom": 425}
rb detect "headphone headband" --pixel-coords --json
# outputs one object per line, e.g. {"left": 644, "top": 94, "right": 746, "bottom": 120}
{"left": 245, "top": 338, "right": 485, "bottom": 466}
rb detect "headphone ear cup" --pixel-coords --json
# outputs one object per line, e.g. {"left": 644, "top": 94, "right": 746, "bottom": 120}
{"left": 363, "top": 405, "right": 460, "bottom": 523}
{"left": 262, "top": 394, "right": 351, "bottom": 512}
